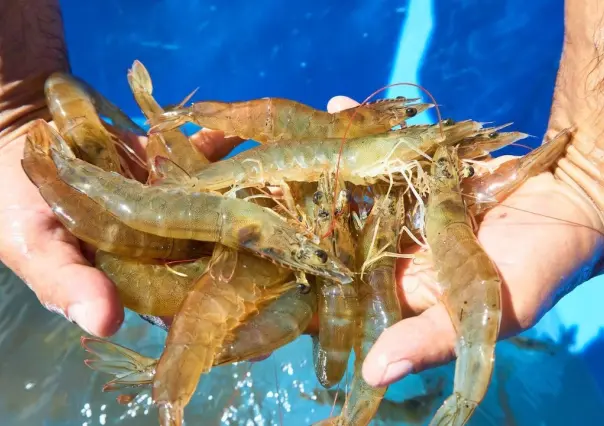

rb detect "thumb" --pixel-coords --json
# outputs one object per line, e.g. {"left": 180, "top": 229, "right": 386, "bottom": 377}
{"left": 362, "top": 304, "right": 456, "bottom": 387}
{"left": 327, "top": 96, "right": 360, "bottom": 113}
{"left": 11, "top": 231, "right": 124, "bottom": 337}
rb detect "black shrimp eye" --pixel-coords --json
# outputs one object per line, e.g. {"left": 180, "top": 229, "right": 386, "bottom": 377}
{"left": 488, "top": 131, "right": 499, "bottom": 139}
{"left": 315, "top": 249, "right": 328, "bottom": 263}
{"left": 313, "top": 191, "right": 324, "bottom": 205}
{"left": 466, "top": 166, "right": 475, "bottom": 178}
{"left": 443, "top": 118, "right": 455, "bottom": 125}
{"left": 298, "top": 284, "right": 311, "bottom": 294}
{"left": 405, "top": 107, "right": 417, "bottom": 118}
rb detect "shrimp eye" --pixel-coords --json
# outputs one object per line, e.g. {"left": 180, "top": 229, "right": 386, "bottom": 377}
{"left": 313, "top": 191, "right": 324, "bottom": 205}
{"left": 443, "top": 118, "right": 455, "bottom": 126}
{"left": 488, "top": 131, "right": 499, "bottom": 139}
{"left": 315, "top": 249, "right": 328, "bottom": 263}
{"left": 405, "top": 107, "right": 417, "bottom": 118}
{"left": 465, "top": 165, "right": 475, "bottom": 178}
{"left": 298, "top": 284, "right": 311, "bottom": 294}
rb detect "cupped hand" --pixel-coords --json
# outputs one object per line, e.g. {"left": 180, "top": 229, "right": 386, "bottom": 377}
{"left": 307, "top": 97, "right": 604, "bottom": 388}
{"left": 0, "top": 122, "right": 240, "bottom": 337}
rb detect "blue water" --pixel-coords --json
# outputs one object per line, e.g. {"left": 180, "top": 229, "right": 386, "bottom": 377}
{"left": 1, "top": 0, "right": 602, "bottom": 424}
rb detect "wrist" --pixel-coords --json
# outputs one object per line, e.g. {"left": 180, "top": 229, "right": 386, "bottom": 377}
{"left": 546, "top": 0, "right": 604, "bottom": 233}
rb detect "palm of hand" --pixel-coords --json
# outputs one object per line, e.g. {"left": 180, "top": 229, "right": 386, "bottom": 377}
{"left": 0, "top": 135, "right": 123, "bottom": 336}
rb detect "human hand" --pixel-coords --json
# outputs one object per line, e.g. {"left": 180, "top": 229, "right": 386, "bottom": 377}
{"left": 293, "top": 96, "right": 604, "bottom": 384}
{"left": 0, "top": 123, "right": 241, "bottom": 337}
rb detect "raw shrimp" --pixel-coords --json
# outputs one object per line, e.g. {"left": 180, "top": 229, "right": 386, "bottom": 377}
{"left": 21, "top": 119, "right": 208, "bottom": 260}
{"left": 49, "top": 150, "right": 354, "bottom": 284}
{"left": 80, "top": 285, "right": 316, "bottom": 395}
{"left": 95, "top": 252, "right": 210, "bottom": 316}
{"left": 44, "top": 72, "right": 138, "bottom": 174}
{"left": 462, "top": 129, "right": 571, "bottom": 216}
{"left": 152, "top": 246, "right": 294, "bottom": 425}
{"left": 215, "top": 285, "right": 317, "bottom": 364}
{"left": 186, "top": 120, "right": 490, "bottom": 192}
{"left": 305, "top": 377, "right": 445, "bottom": 425}
{"left": 318, "top": 187, "right": 403, "bottom": 425}
{"left": 425, "top": 146, "right": 502, "bottom": 426}
{"left": 397, "top": 126, "right": 531, "bottom": 248}
{"left": 149, "top": 96, "right": 433, "bottom": 143}
{"left": 310, "top": 173, "right": 358, "bottom": 388}
{"left": 127, "top": 60, "right": 210, "bottom": 176}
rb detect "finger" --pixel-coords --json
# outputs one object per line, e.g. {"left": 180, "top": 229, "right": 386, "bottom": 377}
{"left": 189, "top": 129, "right": 244, "bottom": 162}
{"left": 362, "top": 303, "right": 456, "bottom": 387}
{"left": 327, "top": 96, "right": 360, "bottom": 113}
{"left": 21, "top": 237, "right": 124, "bottom": 337}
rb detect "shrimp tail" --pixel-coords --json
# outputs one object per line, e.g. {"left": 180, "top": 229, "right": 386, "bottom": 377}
{"left": 81, "top": 337, "right": 156, "bottom": 391}
{"left": 148, "top": 108, "right": 191, "bottom": 133}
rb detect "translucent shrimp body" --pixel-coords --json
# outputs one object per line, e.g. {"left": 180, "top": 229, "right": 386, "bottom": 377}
{"left": 425, "top": 146, "right": 502, "bottom": 426}
{"left": 151, "top": 96, "right": 433, "bottom": 143}
{"left": 50, "top": 151, "right": 353, "bottom": 284}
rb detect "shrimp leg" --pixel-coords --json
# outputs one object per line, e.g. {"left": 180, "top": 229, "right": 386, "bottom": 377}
{"left": 425, "top": 146, "right": 502, "bottom": 426}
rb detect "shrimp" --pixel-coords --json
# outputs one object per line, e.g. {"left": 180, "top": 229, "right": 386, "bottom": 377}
{"left": 186, "top": 120, "right": 492, "bottom": 192}
{"left": 63, "top": 74, "right": 146, "bottom": 137}
{"left": 149, "top": 96, "right": 433, "bottom": 143}
{"left": 305, "top": 377, "right": 445, "bottom": 425}
{"left": 425, "top": 146, "right": 502, "bottom": 426}
{"left": 94, "top": 252, "right": 210, "bottom": 316}
{"left": 462, "top": 129, "right": 571, "bottom": 216}
{"left": 215, "top": 285, "right": 317, "bottom": 364}
{"left": 80, "top": 285, "right": 316, "bottom": 398}
{"left": 152, "top": 246, "right": 294, "bottom": 425}
{"left": 21, "top": 119, "right": 209, "bottom": 260}
{"left": 318, "top": 187, "right": 402, "bottom": 425}
{"left": 310, "top": 173, "right": 358, "bottom": 388}
{"left": 49, "top": 149, "right": 354, "bottom": 284}
{"left": 127, "top": 60, "right": 210, "bottom": 176}
{"left": 44, "top": 72, "right": 136, "bottom": 174}
{"left": 397, "top": 126, "right": 531, "bottom": 248}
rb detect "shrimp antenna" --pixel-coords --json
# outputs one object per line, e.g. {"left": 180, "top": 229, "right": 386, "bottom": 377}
{"left": 322, "top": 82, "right": 443, "bottom": 240}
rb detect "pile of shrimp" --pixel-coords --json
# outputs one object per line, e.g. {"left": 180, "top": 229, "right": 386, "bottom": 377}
{"left": 20, "top": 60, "right": 571, "bottom": 426}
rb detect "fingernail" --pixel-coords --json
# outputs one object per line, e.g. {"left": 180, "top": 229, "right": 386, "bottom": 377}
{"left": 381, "top": 360, "right": 414, "bottom": 384}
